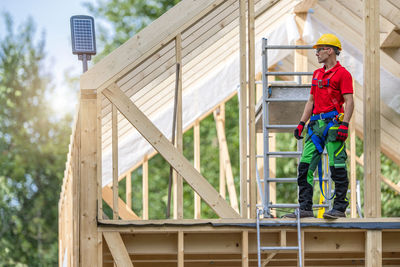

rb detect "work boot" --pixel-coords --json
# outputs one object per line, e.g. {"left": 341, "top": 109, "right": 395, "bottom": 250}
{"left": 323, "top": 209, "right": 346, "bottom": 219}
{"left": 282, "top": 209, "right": 314, "bottom": 218}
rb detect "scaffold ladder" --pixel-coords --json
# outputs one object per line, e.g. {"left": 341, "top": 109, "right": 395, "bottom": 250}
{"left": 256, "top": 208, "right": 303, "bottom": 267}
{"left": 257, "top": 38, "right": 334, "bottom": 218}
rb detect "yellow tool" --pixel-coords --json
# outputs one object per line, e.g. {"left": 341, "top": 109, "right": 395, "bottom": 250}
{"left": 336, "top": 113, "right": 344, "bottom": 122}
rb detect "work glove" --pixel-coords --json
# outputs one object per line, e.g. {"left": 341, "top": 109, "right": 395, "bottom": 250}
{"left": 337, "top": 122, "right": 349, "bottom": 141}
{"left": 294, "top": 121, "right": 305, "bottom": 140}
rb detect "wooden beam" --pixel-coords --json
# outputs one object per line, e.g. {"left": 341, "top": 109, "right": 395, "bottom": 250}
{"left": 103, "top": 232, "right": 133, "bottom": 267}
{"left": 248, "top": 0, "right": 257, "bottom": 219}
{"left": 80, "top": 0, "right": 225, "bottom": 90}
{"left": 102, "top": 186, "right": 141, "bottom": 220}
{"left": 214, "top": 110, "right": 239, "bottom": 212}
{"left": 365, "top": 230, "right": 382, "bottom": 267}
{"left": 218, "top": 104, "right": 226, "bottom": 199}
{"left": 242, "top": 230, "right": 248, "bottom": 267}
{"left": 380, "top": 0, "right": 400, "bottom": 29}
{"left": 142, "top": 157, "right": 149, "bottom": 220}
{"left": 381, "top": 28, "right": 400, "bottom": 48}
{"left": 194, "top": 120, "right": 201, "bottom": 219}
{"left": 364, "top": 0, "right": 381, "bottom": 218}
{"left": 262, "top": 253, "right": 276, "bottom": 266}
{"left": 350, "top": 114, "right": 357, "bottom": 218}
{"left": 126, "top": 172, "right": 132, "bottom": 209}
{"left": 97, "top": 93, "right": 103, "bottom": 220}
{"left": 79, "top": 89, "right": 98, "bottom": 266}
{"left": 174, "top": 34, "right": 183, "bottom": 220}
{"left": 239, "top": 0, "right": 248, "bottom": 219}
{"left": 178, "top": 231, "right": 184, "bottom": 267}
{"left": 102, "top": 84, "right": 240, "bottom": 218}
{"left": 112, "top": 104, "right": 119, "bottom": 220}
{"left": 294, "top": 0, "right": 318, "bottom": 13}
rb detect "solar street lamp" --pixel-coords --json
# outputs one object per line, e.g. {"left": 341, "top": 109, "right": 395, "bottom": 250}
{"left": 70, "top": 15, "right": 96, "bottom": 73}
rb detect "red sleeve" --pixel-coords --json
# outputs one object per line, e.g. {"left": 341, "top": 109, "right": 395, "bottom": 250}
{"left": 339, "top": 69, "right": 353, "bottom": 94}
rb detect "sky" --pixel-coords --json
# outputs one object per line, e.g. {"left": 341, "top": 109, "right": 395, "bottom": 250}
{"left": 0, "top": 0, "right": 97, "bottom": 116}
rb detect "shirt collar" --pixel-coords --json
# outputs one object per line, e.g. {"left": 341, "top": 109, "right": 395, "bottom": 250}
{"left": 323, "top": 61, "right": 341, "bottom": 73}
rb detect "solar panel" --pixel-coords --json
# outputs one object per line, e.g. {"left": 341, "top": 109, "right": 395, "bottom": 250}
{"left": 70, "top": 15, "right": 96, "bottom": 55}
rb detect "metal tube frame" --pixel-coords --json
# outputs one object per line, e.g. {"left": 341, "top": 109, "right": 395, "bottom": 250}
{"left": 260, "top": 38, "right": 334, "bottom": 218}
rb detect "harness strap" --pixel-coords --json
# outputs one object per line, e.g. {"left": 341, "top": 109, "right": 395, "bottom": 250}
{"left": 307, "top": 119, "right": 338, "bottom": 200}
{"left": 312, "top": 67, "right": 343, "bottom": 113}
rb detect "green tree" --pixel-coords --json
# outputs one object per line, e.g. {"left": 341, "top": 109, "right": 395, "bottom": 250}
{"left": 0, "top": 13, "right": 71, "bottom": 266}
{"left": 85, "top": 0, "right": 181, "bottom": 62}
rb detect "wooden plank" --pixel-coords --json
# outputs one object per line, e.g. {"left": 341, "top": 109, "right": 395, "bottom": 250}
{"left": 248, "top": 0, "right": 257, "bottom": 219}
{"left": 350, "top": 113, "right": 357, "bottom": 218}
{"left": 218, "top": 104, "right": 226, "bottom": 199}
{"left": 112, "top": 104, "right": 119, "bottom": 220}
{"left": 194, "top": 120, "right": 201, "bottom": 219}
{"left": 174, "top": 34, "right": 184, "bottom": 220}
{"left": 214, "top": 110, "right": 239, "bottom": 212}
{"left": 97, "top": 94, "right": 103, "bottom": 220}
{"left": 294, "top": 0, "right": 318, "bottom": 12}
{"left": 239, "top": 0, "right": 248, "bottom": 219}
{"left": 73, "top": 117, "right": 80, "bottom": 267}
{"left": 126, "top": 173, "right": 132, "bottom": 209}
{"left": 363, "top": 0, "right": 381, "bottom": 218}
{"left": 80, "top": 0, "right": 225, "bottom": 90}
{"left": 262, "top": 253, "right": 276, "bottom": 267}
{"left": 178, "top": 231, "right": 184, "bottom": 267}
{"left": 102, "top": 186, "right": 141, "bottom": 220}
{"left": 103, "top": 232, "right": 133, "bottom": 267}
{"left": 79, "top": 90, "right": 98, "bottom": 266}
{"left": 102, "top": 84, "right": 240, "bottom": 218}
{"left": 242, "top": 230, "right": 248, "bottom": 267}
{"left": 97, "top": 232, "right": 103, "bottom": 267}
{"left": 314, "top": 0, "right": 400, "bottom": 78}
{"left": 294, "top": 12, "right": 308, "bottom": 84}
{"left": 142, "top": 157, "right": 149, "bottom": 220}
{"left": 380, "top": 0, "right": 400, "bottom": 29}
{"left": 365, "top": 230, "right": 382, "bottom": 267}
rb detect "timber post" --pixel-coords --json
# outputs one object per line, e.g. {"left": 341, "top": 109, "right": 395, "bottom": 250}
{"left": 79, "top": 89, "right": 99, "bottom": 266}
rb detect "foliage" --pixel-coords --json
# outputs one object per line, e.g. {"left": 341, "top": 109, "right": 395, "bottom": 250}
{"left": 84, "top": 0, "right": 181, "bottom": 62}
{"left": 0, "top": 13, "right": 72, "bottom": 266}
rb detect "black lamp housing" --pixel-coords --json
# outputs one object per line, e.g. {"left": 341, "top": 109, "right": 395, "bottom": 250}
{"left": 70, "top": 15, "right": 96, "bottom": 55}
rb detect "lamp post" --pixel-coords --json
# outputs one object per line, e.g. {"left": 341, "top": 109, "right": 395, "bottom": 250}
{"left": 70, "top": 15, "right": 96, "bottom": 73}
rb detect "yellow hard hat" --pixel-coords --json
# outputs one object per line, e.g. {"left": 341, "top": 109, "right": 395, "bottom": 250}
{"left": 313, "top": 33, "right": 342, "bottom": 51}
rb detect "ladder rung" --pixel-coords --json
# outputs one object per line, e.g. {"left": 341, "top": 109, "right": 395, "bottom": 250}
{"left": 269, "top": 204, "right": 329, "bottom": 208}
{"left": 264, "top": 45, "right": 313, "bottom": 49}
{"left": 266, "top": 151, "right": 302, "bottom": 157}
{"left": 266, "top": 124, "right": 297, "bottom": 129}
{"left": 260, "top": 246, "right": 299, "bottom": 251}
{"left": 264, "top": 178, "right": 329, "bottom": 183}
{"left": 268, "top": 84, "right": 312, "bottom": 88}
{"left": 266, "top": 71, "right": 313, "bottom": 76}
{"left": 265, "top": 98, "right": 308, "bottom": 102}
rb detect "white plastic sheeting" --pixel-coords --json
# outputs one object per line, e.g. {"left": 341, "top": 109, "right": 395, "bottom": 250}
{"left": 303, "top": 13, "right": 400, "bottom": 114}
{"left": 101, "top": 14, "right": 300, "bottom": 186}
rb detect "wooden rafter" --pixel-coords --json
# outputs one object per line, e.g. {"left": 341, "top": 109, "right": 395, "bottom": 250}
{"left": 102, "top": 83, "right": 240, "bottom": 218}
{"left": 214, "top": 109, "right": 239, "bottom": 213}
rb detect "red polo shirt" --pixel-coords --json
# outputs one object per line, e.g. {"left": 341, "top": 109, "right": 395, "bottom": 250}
{"left": 310, "top": 61, "right": 353, "bottom": 114}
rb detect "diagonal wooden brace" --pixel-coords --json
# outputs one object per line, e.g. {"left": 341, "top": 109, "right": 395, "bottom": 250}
{"left": 102, "top": 83, "right": 240, "bottom": 218}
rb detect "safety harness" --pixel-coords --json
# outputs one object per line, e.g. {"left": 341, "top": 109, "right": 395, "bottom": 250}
{"left": 308, "top": 66, "right": 344, "bottom": 199}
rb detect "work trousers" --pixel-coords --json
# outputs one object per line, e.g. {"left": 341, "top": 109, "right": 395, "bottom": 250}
{"left": 297, "top": 119, "right": 349, "bottom": 212}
